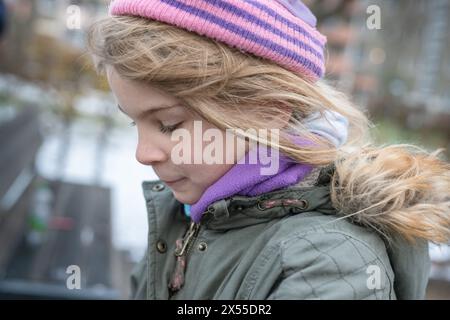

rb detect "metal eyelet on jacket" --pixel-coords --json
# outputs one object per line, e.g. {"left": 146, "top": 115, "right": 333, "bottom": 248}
{"left": 298, "top": 199, "right": 308, "bottom": 210}
{"left": 198, "top": 242, "right": 207, "bottom": 252}
{"left": 156, "top": 240, "right": 167, "bottom": 253}
{"left": 257, "top": 202, "right": 266, "bottom": 211}
{"left": 152, "top": 183, "right": 165, "bottom": 192}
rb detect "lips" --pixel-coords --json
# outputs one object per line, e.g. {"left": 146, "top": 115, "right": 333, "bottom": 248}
{"left": 162, "top": 177, "right": 184, "bottom": 184}
{"left": 163, "top": 178, "right": 187, "bottom": 188}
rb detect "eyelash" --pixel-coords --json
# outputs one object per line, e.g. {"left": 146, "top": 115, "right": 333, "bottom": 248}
{"left": 159, "top": 122, "right": 182, "bottom": 134}
{"left": 128, "top": 121, "right": 181, "bottom": 134}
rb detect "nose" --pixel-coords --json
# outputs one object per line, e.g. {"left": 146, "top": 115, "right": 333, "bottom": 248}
{"left": 135, "top": 135, "right": 168, "bottom": 165}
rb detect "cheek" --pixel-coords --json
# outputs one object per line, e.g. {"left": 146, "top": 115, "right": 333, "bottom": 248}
{"left": 169, "top": 119, "right": 247, "bottom": 189}
{"left": 188, "top": 163, "right": 234, "bottom": 187}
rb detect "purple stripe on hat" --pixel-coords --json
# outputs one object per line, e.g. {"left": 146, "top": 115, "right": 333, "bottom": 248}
{"left": 246, "top": 0, "right": 324, "bottom": 47}
{"left": 204, "top": 0, "right": 324, "bottom": 59}
{"left": 160, "top": 0, "right": 324, "bottom": 77}
{"left": 275, "top": 0, "right": 317, "bottom": 27}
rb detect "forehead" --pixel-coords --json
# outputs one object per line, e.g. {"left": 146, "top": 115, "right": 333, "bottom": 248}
{"left": 106, "top": 67, "right": 181, "bottom": 114}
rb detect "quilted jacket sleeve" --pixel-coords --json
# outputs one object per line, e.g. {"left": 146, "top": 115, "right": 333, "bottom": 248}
{"left": 266, "top": 230, "right": 396, "bottom": 300}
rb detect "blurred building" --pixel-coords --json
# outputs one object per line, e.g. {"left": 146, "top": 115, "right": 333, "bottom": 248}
{"left": 312, "top": 0, "right": 450, "bottom": 134}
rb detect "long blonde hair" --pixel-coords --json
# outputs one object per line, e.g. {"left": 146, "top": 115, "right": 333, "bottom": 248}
{"left": 87, "top": 16, "right": 450, "bottom": 244}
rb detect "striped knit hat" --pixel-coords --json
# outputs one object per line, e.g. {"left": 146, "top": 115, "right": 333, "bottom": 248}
{"left": 108, "top": 0, "right": 327, "bottom": 82}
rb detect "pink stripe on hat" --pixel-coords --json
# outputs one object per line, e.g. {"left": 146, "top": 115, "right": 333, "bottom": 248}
{"left": 109, "top": 0, "right": 327, "bottom": 82}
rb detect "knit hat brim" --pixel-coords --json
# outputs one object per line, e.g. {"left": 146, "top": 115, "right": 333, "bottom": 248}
{"left": 109, "top": 0, "right": 327, "bottom": 82}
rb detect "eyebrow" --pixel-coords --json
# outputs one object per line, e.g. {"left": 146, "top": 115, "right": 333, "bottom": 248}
{"left": 117, "top": 103, "right": 181, "bottom": 118}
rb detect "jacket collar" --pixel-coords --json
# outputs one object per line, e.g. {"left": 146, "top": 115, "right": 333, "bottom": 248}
{"left": 142, "top": 164, "right": 336, "bottom": 231}
{"left": 201, "top": 164, "right": 336, "bottom": 230}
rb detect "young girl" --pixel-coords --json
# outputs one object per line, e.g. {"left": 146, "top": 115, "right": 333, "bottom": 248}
{"left": 87, "top": 0, "right": 450, "bottom": 300}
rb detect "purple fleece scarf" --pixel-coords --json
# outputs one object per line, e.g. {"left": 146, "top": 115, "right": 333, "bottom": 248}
{"left": 189, "top": 136, "right": 314, "bottom": 223}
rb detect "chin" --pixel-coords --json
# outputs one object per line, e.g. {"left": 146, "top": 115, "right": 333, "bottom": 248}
{"left": 172, "top": 191, "right": 200, "bottom": 205}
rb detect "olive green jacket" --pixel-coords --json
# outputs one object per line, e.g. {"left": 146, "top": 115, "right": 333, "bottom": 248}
{"left": 131, "top": 165, "right": 430, "bottom": 300}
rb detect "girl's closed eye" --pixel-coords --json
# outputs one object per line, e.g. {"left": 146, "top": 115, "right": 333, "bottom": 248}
{"left": 128, "top": 120, "right": 183, "bottom": 134}
{"left": 159, "top": 121, "right": 182, "bottom": 134}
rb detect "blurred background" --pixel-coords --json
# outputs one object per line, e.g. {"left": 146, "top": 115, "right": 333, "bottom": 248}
{"left": 0, "top": 0, "right": 449, "bottom": 299}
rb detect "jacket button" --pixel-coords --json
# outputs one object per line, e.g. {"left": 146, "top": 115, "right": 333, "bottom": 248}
{"left": 198, "top": 242, "right": 207, "bottom": 252}
{"left": 156, "top": 240, "right": 167, "bottom": 253}
{"left": 152, "top": 183, "right": 165, "bottom": 192}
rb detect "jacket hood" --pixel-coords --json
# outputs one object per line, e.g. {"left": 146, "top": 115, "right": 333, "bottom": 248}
{"left": 324, "top": 144, "right": 450, "bottom": 299}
